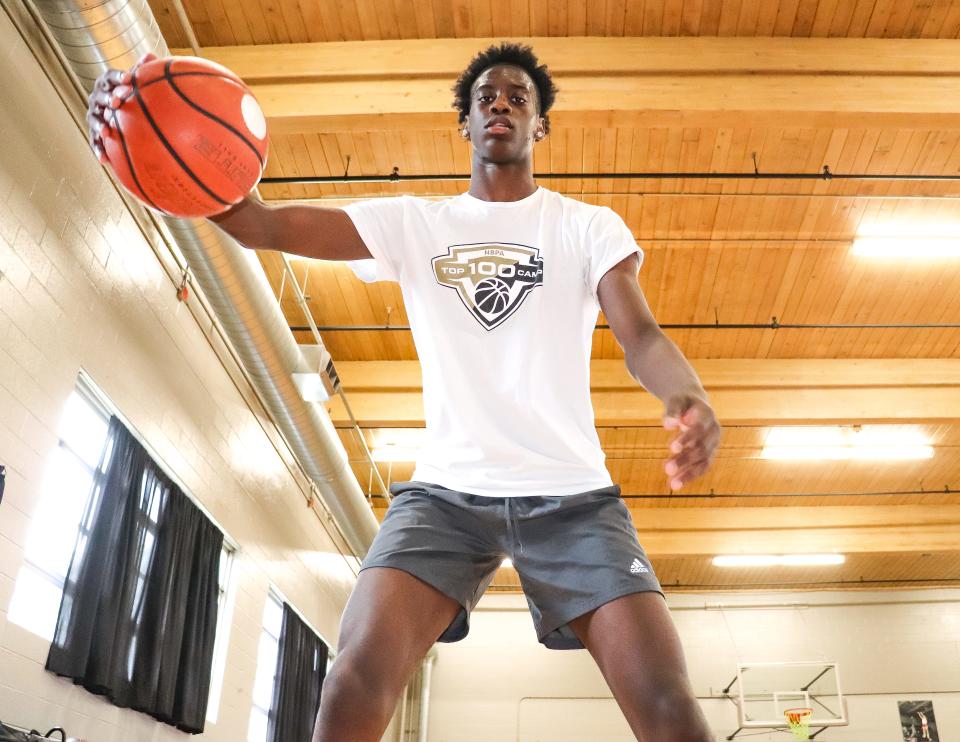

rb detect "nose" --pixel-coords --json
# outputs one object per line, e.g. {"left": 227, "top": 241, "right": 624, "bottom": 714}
{"left": 490, "top": 93, "right": 511, "bottom": 114}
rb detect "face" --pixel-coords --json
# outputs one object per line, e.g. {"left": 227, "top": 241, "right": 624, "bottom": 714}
{"left": 465, "top": 64, "right": 546, "bottom": 164}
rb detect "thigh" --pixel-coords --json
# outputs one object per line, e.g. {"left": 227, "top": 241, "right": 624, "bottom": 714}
{"left": 569, "top": 591, "right": 689, "bottom": 685}
{"left": 570, "top": 593, "right": 711, "bottom": 741}
{"left": 336, "top": 566, "right": 461, "bottom": 680}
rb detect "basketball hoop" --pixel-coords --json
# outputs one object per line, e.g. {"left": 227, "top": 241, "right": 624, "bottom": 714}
{"left": 784, "top": 707, "right": 813, "bottom": 740}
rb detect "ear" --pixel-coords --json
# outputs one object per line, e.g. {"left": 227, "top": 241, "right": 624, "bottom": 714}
{"left": 534, "top": 116, "right": 546, "bottom": 141}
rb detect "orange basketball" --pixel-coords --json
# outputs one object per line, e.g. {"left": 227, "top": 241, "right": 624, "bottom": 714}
{"left": 101, "top": 56, "right": 269, "bottom": 218}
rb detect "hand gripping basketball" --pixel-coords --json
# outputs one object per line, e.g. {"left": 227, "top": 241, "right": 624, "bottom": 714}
{"left": 87, "top": 54, "right": 269, "bottom": 218}
{"left": 87, "top": 53, "right": 153, "bottom": 163}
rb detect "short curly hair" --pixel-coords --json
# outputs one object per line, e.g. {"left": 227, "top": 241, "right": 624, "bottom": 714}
{"left": 452, "top": 43, "right": 558, "bottom": 135}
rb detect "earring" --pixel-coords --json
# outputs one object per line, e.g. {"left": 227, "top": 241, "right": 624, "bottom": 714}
{"left": 535, "top": 131, "right": 544, "bottom": 140}
{"left": 461, "top": 128, "right": 469, "bottom": 139}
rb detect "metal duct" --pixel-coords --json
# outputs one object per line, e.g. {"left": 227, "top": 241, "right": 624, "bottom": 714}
{"left": 34, "top": 0, "right": 380, "bottom": 556}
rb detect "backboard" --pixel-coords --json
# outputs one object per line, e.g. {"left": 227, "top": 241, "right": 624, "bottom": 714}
{"left": 732, "top": 661, "right": 847, "bottom": 730}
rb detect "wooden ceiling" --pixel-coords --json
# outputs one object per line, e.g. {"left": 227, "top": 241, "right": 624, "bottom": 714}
{"left": 152, "top": 0, "right": 960, "bottom": 591}
{"left": 153, "top": 1, "right": 960, "bottom": 46}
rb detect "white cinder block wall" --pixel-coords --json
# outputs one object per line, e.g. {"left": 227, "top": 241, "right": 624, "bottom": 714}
{"left": 429, "top": 590, "right": 960, "bottom": 741}
{"left": 0, "top": 11, "right": 402, "bottom": 742}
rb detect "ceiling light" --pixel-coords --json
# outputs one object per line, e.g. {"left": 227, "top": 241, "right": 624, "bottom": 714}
{"left": 852, "top": 237, "right": 960, "bottom": 259}
{"left": 853, "top": 221, "right": 960, "bottom": 258}
{"left": 761, "top": 426, "right": 933, "bottom": 461}
{"left": 713, "top": 554, "right": 846, "bottom": 567}
{"left": 501, "top": 558, "right": 513, "bottom": 568}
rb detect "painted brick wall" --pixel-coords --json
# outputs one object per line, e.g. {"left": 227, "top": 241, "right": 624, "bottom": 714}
{"left": 430, "top": 590, "right": 960, "bottom": 741}
{"left": 0, "top": 10, "right": 393, "bottom": 742}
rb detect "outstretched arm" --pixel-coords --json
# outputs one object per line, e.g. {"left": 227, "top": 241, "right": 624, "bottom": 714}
{"left": 209, "top": 196, "right": 373, "bottom": 261}
{"left": 597, "top": 253, "right": 721, "bottom": 491}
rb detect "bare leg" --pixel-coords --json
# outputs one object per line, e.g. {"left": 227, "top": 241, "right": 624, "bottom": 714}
{"left": 312, "top": 567, "right": 461, "bottom": 742}
{"left": 569, "top": 592, "right": 712, "bottom": 742}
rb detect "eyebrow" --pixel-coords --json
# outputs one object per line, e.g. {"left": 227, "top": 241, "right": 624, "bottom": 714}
{"left": 475, "top": 83, "right": 531, "bottom": 92}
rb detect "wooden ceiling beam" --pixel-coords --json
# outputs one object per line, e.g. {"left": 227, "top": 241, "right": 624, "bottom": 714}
{"left": 326, "top": 359, "right": 960, "bottom": 426}
{"left": 171, "top": 38, "right": 960, "bottom": 133}
{"left": 251, "top": 78, "right": 960, "bottom": 134}
{"left": 327, "top": 386, "right": 960, "bottom": 427}
{"left": 334, "top": 359, "right": 960, "bottom": 391}
{"left": 367, "top": 505, "right": 960, "bottom": 554}
{"left": 174, "top": 38, "right": 960, "bottom": 81}
{"left": 627, "top": 524, "right": 960, "bottom": 555}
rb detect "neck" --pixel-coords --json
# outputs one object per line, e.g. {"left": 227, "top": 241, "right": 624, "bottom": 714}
{"left": 467, "top": 159, "right": 537, "bottom": 202}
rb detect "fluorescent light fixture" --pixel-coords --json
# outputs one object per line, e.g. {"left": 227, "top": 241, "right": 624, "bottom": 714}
{"left": 853, "top": 221, "right": 960, "bottom": 258}
{"left": 501, "top": 558, "right": 513, "bottom": 568}
{"left": 761, "top": 426, "right": 933, "bottom": 461}
{"left": 713, "top": 554, "right": 846, "bottom": 567}
{"left": 852, "top": 237, "right": 960, "bottom": 258}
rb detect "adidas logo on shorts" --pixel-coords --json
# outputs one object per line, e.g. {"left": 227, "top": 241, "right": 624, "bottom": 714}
{"left": 630, "top": 558, "right": 649, "bottom": 574}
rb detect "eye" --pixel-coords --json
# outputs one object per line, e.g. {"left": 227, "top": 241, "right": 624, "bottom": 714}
{"left": 512, "top": 96, "right": 526, "bottom": 104}
{"left": 478, "top": 95, "right": 493, "bottom": 103}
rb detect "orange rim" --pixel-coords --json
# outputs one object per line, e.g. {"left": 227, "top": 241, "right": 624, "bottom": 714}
{"left": 785, "top": 707, "right": 813, "bottom": 725}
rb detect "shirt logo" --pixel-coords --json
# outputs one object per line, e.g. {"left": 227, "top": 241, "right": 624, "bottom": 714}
{"left": 630, "top": 558, "right": 649, "bottom": 574}
{"left": 432, "top": 242, "right": 544, "bottom": 331}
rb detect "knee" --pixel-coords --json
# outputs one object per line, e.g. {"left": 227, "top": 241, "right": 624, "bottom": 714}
{"left": 325, "top": 653, "right": 376, "bottom": 694}
{"left": 323, "top": 651, "right": 401, "bottom": 704}
{"left": 643, "top": 683, "right": 711, "bottom": 741}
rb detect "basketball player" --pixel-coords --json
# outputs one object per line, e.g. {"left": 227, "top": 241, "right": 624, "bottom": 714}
{"left": 88, "top": 44, "right": 719, "bottom": 742}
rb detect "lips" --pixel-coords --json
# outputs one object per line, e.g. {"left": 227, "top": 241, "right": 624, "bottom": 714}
{"left": 485, "top": 118, "right": 513, "bottom": 135}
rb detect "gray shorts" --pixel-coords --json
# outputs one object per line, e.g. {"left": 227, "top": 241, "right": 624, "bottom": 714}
{"left": 359, "top": 480, "right": 663, "bottom": 650}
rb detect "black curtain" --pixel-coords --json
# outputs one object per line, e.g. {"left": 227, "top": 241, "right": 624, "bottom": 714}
{"left": 45, "top": 416, "right": 223, "bottom": 734}
{"left": 268, "top": 603, "right": 329, "bottom": 742}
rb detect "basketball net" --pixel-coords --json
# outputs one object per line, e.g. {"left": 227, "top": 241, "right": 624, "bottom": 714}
{"left": 785, "top": 708, "right": 813, "bottom": 740}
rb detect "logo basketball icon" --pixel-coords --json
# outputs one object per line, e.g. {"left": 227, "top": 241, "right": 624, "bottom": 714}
{"left": 432, "top": 242, "right": 544, "bottom": 330}
{"left": 474, "top": 278, "right": 511, "bottom": 314}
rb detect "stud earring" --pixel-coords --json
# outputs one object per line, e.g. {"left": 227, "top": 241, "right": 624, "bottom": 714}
{"left": 462, "top": 128, "right": 470, "bottom": 139}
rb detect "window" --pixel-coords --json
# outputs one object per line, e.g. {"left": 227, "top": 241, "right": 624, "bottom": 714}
{"left": 9, "top": 374, "right": 239, "bottom": 730}
{"left": 8, "top": 384, "right": 110, "bottom": 640}
{"left": 248, "top": 590, "right": 284, "bottom": 742}
{"left": 206, "top": 543, "right": 236, "bottom": 724}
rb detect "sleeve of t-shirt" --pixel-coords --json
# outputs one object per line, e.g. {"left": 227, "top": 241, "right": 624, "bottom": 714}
{"left": 585, "top": 206, "right": 643, "bottom": 297}
{"left": 341, "top": 197, "right": 408, "bottom": 283}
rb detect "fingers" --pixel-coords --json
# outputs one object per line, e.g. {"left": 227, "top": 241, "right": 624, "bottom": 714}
{"left": 110, "top": 85, "right": 132, "bottom": 107}
{"left": 663, "top": 401, "right": 721, "bottom": 490}
{"left": 87, "top": 63, "right": 140, "bottom": 161}
{"left": 665, "top": 457, "right": 712, "bottom": 491}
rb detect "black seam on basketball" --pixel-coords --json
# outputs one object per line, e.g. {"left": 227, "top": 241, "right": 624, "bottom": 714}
{"left": 132, "top": 82, "right": 231, "bottom": 207}
{"left": 113, "top": 111, "right": 161, "bottom": 212}
{"left": 163, "top": 59, "right": 264, "bottom": 168}
{"left": 122, "top": 71, "right": 247, "bottom": 101}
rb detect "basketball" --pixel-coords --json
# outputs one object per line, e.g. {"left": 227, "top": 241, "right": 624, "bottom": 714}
{"left": 100, "top": 56, "right": 269, "bottom": 218}
{"left": 474, "top": 278, "right": 511, "bottom": 314}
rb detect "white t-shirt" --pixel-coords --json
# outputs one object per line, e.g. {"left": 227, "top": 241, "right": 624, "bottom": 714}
{"left": 343, "top": 187, "right": 641, "bottom": 497}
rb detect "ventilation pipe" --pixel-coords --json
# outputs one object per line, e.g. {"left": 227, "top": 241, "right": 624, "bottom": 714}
{"left": 33, "top": 0, "right": 380, "bottom": 556}
{"left": 418, "top": 649, "right": 437, "bottom": 742}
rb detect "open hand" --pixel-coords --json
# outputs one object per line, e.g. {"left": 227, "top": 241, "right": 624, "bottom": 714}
{"left": 86, "top": 53, "right": 157, "bottom": 162}
{"left": 662, "top": 396, "right": 721, "bottom": 491}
